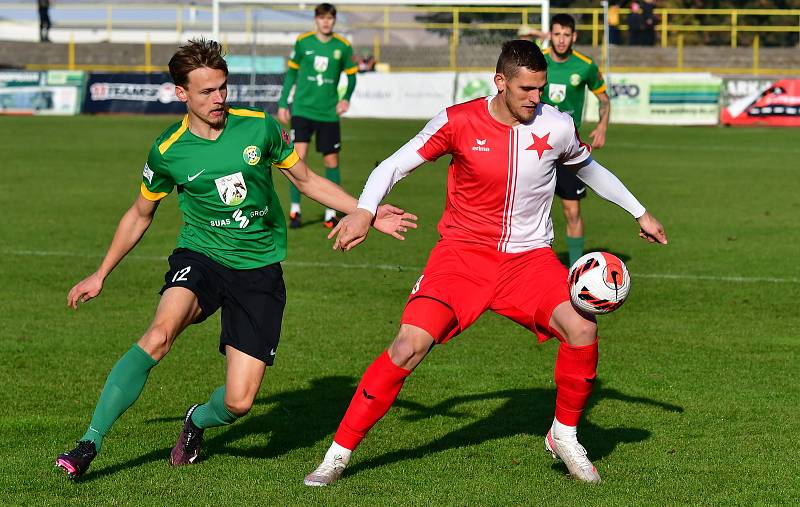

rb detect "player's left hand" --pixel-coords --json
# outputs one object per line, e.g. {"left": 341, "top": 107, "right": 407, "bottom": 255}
{"left": 637, "top": 211, "right": 668, "bottom": 245}
{"left": 589, "top": 127, "right": 606, "bottom": 149}
{"left": 372, "top": 204, "right": 417, "bottom": 240}
{"left": 336, "top": 100, "right": 350, "bottom": 116}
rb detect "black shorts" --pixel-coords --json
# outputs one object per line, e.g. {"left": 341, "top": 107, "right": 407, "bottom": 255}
{"left": 555, "top": 163, "right": 587, "bottom": 201}
{"left": 160, "top": 249, "right": 286, "bottom": 365}
{"left": 291, "top": 115, "right": 341, "bottom": 154}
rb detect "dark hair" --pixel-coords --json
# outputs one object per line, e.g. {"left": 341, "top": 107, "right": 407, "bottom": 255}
{"left": 168, "top": 37, "right": 228, "bottom": 88}
{"left": 550, "top": 13, "right": 576, "bottom": 32}
{"left": 315, "top": 3, "right": 337, "bottom": 17}
{"left": 495, "top": 39, "right": 547, "bottom": 78}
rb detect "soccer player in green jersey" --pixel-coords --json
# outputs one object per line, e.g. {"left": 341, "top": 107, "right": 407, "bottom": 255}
{"left": 278, "top": 3, "right": 358, "bottom": 229}
{"left": 54, "top": 38, "right": 415, "bottom": 480}
{"left": 541, "top": 13, "right": 611, "bottom": 267}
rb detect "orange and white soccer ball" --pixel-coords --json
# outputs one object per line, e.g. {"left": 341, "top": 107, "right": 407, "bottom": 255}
{"left": 567, "top": 252, "right": 630, "bottom": 315}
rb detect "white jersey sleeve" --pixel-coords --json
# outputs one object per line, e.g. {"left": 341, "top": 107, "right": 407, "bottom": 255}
{"left": 357, "top": 109, "right": 450, "bottom": 214}
{"left": 576, "top": 159, "right": 646, "bottom": 218}
{"left": 558, "top": 123, "right": 592, "bottom": 166}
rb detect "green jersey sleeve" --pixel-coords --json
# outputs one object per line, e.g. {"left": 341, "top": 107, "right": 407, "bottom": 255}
{"left": 141, "top": 142, "right": 175, "bottom": 201}
{"left": 342, "top": 43, "right": 358, "bottom": 75}
{"left": 587, "top": 62, "right": 606, "bottom": 95}
{"left": 264, "top": 114, "right": 298, "bottom": 169}
{"left": 287, "top": 38, "right": 303, "bottom": 70}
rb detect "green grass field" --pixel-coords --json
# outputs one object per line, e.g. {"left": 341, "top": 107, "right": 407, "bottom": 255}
{"left": 1, "top": 115, "right": 798, "bottom": 506}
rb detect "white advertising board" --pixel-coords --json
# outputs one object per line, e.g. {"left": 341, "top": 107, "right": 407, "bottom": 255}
{"left": 0, "top": 85, "right": 80, "bottom": 115}
{"left": 585, "top": 73, "right": 721, "bottom": 125}
{"left": 342, "top": 72, "right": 456, "bottom": 119}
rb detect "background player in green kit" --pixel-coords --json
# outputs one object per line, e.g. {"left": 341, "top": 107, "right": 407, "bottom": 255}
{"left": 541, "top": 13, "right": 611, "bottom": 266}
{"left": 278, "top": 3, "right": 358, "bottom": 229}
{"left": 54, "top": 38, "right": 415, "bottom": 480}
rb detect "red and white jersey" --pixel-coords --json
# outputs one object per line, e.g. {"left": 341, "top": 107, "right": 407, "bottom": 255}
{"left": 417, "top": 97, "right": 591, "bottom": 253}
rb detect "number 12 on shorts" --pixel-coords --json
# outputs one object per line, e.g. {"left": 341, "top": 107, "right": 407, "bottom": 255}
{"left": 172, "top": 266, "right": 191, "bottom": 283}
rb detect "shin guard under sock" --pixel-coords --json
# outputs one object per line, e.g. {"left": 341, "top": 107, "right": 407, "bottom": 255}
{"left": 554, "top": 340, "right": 599, "bottom": 426}
{"left": 81, "top": 344, "right": 158, "bottom": 451}
{"left": 334, "top": 350, "right": 411, "bottom": 450}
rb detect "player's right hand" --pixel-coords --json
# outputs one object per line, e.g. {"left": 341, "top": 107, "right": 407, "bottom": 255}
{"left": 328, "top": 208, "right": 373, "bottom": 251}
{"left": 637, "top": 211, "right": 668, "bottom": 245}
{"left": 277, "top": 107, "right": 291, "bottom": 126}
{"left": 67, "top": 272, "right": 104, "bottom": 310}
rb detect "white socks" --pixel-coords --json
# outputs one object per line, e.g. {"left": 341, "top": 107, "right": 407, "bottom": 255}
{"left": 552, "top": 417, "right": 578, "bottom": 442}
{"left": 324, "top": 208, "right": 337, "bottom": 221}
{"left": 290, "top": 203, "right": 301, "bottom": 215}
{"left": 325, "top": 441, "right": 352, "bottom": 465}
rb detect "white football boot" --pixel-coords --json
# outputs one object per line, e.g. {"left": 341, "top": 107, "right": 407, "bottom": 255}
{"left": 304, "top": 454, "right": 348, "bottom": 486}
{"left": 544, "top": 429, "right": 602, "bottom": 483}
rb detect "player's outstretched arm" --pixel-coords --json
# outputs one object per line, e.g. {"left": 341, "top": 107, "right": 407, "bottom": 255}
{"left": 636, "top": 211, "right": 668, "bottom": 244}
{"left": 280, "top": 159, "right": 416, "bottom": 250}
{"left": 574, "top": 159, "right": 667, "bottom": 245}
{"left": 67, "top": 194, "right": 159, "bottom": 309}
{"left": 280, "top": 158, "right": 359, "bottom": 214}
{"left": 328, "top": 205, "right": 418, "bottom": 251}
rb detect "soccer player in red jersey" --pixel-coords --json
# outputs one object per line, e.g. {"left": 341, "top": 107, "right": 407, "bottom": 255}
{"left": 305, "top": 40, "right": 667, "bottom": 486}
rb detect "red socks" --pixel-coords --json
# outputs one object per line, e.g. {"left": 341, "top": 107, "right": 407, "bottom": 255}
{"left": 334, "top": 350, "right": 412, "bottom": 450}
{"left": 554, "top": 340, "right": 599, "bottom": 426}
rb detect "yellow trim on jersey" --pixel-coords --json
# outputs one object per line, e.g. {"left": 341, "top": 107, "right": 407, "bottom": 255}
{"left": 273, "top": 149, "right": 300, "bottom": 169}
{"left": 140, "top": 182, "right": 169, "bottom": 201}
{"left": 287, "top": 60, "right": 300, "bottom": 69}
{"left": 158, "top": 115, "right": 188, "bottom": 155}
{"left": 228, "top": 107, "right": 265, "bottom": 119}
{"left": 572, "top": 50, "right": 594, "bottom": 65}
{"left": 297, "top": 31, "right": 316, "bottom": 41}
{"left": 542, "top": 48, "right": 551, "bottom": 54}
{"left": 345, "top": 66, "right": 359, "bottom": 75}
{"left": 592, "top": 83, "right": 607, "bottom": 95}
{"left": 332, "top": 33, "right": 351, "bottom": 46}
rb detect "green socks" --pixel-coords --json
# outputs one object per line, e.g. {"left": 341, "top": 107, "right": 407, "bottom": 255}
{"left": 325, "top": 166, "right": 341, "bottom": 186}
{"left": 566, "top": 236, "right": 585, "bottom": 266}
{"left": 190, "top": 386, "right": 238, "bottom": 429}
{"left": 81, "top": 344, "right": 158, "bottom": 452}
{"left": 289, "top": 183, "right": 301, "bottom": 207}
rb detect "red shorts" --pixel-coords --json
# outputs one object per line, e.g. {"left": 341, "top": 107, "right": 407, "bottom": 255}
{"left": 401, "top": 240, "right": 570, "bottom": 343}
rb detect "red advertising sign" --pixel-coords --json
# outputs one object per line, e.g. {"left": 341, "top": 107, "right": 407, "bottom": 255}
{"left": 721, "top": 79, "right": 800, "bottom": 127}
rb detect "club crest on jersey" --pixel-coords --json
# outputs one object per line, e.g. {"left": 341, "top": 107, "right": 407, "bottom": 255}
{"left": 471, "top": 138, "right": 490, "bottom": 152}
{"left": 570, "top": 73, "right": 581, "bottom": 87}
{"left": 333, "top": 49, "right": 342, "bottom": 60}
{"left": 549, "top": 83, "right": 567, "bottom": 103}
{"left": 314, "top": 56, "right": 329, "bottom": 72}
{"left": 215, "top": 172, "right": 248, "bottom": 206}
{"left": 242, "top": 145, "right": 261, "bottom": 166}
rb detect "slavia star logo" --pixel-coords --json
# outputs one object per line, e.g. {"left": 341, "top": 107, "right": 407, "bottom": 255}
{"left": 526, "top": 132, "right": 553, "bottom": 159}
{"left": 242, "top": 145, "right": 261, "bottom": 166}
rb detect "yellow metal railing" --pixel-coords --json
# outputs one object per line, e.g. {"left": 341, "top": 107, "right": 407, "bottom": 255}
{"left": 5, "top": 3, "right": 799, "bottom": 74}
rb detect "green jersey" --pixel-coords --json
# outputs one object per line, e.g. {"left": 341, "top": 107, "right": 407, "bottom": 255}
{"left": 278, "top": 31, "right": 358, "bottom": 122}
{"left": 542, "top": 48, "right": 606, "bottom": 130}
{"left": 141, "top": 107, "right": 299, "bottom": 270}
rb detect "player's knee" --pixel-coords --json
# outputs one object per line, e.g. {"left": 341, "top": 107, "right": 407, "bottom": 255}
{"left": 564, "top": 209, "right": 581, "bottom": 224}
{"left": 224, "top": 397, "right": 253, "bottom": 417}
{"left": 138, "top": 326, "right": 172, "bottom": 360}
{"left": 388, "top": 328, "right": 432, "bottom": 370}
{"left": 562, "top": 318, "right": 597, "bottom": 346}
